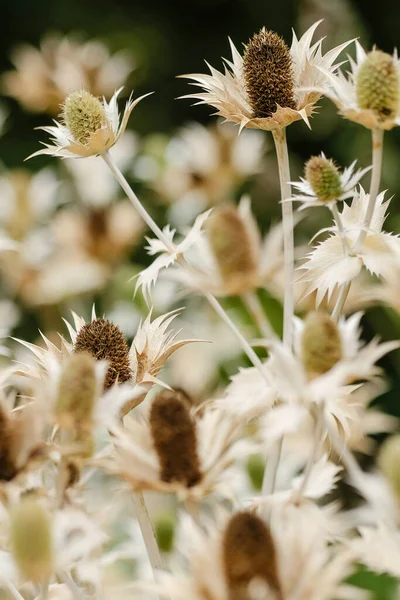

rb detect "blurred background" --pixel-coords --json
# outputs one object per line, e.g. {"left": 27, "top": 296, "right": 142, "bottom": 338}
{"left": 1, "top": 0, "right": 400, "bottom": 596}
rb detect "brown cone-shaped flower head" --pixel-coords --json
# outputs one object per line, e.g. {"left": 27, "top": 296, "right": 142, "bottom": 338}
{"left": 0, "top": 406, "right": 18, "bottom": 481}
{"left": 149, "top": 390, "right": 202, "bottom": 487}
{"left": 206, "top": 206, "right": 257, "bottom": 293}
{"left": 305, "top": 156, "right": 343, "bottom": 202}
{"left": 301, "top": 312, "right": 342, "bottom": 377}
{"left": 243, "top": 29, "right": 296, "bottom": 119}
{"left": 356, "top": 50, "right": 400, "bottom": 122}
{"left": 74, "top": 318, "right": 131, "bottom": 390}
{"left": 223, "top": 512, "right": 282, "bottom": 600}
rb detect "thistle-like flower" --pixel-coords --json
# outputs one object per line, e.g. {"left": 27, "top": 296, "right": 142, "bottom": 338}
{"left": 300, "top": 188, "right": 400, "bottom": 305}
{"left": 28, "top": 88, "right": 151, "bottom": 159}
{"left": 319, "top": 42, "right": 400, "bottom": 130}
{"left": 291, "top": 154, "right": 370, "bottom": 209}
{"left": 181, "top": 21, "right": 351, "bottom": 131}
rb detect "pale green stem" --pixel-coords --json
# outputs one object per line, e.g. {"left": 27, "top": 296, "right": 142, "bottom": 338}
{"left": 261, "top": 127, "right": 294, "bottom": 499}
{"left": 132, "top": 491, "right": 164, "bottom": 580}
{"left": 331, "top": 128, "right": 384, "bottom": 321}
{"left": 292, "top": 408, "right": 324, "bottom": 503}
{"left": 331, "top": 203, "right": 351, "bottom": 254}
{"left": 102, "top": 151, "right": 271, "bottom": 385}
{"left": 242, "top": 292, "right": 276, "bottom": 340}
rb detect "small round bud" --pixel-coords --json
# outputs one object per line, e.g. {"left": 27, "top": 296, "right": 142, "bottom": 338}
{"left": 154, "top": 511, "right": 176, "bottom": 553}
{"left": 243, "top": 29, "right": 296, "bottom": 118}
{"left": 56, "top": 352, "right": 97, "bottom": 429}
{"left": 149, "top": 390, "right": 202, "bottom": 487}
{"left": 378, "top": 434, "right": 400, "bottom": 501}
{"left": 74, "top": 318, "right": 131, "bottom": 390}
{"left": 222, "top": 512, "right": 281, "bottom": 599}
{"left": 11, "top": 499, "right": 53, "bottom": 583}
{"left": 62, "top": 90, "right": 107, "bottom": 145}
{"left": 305, "top": 156, "right": 343, "bottom": 202}
{"left": 246, "top": 454, "right": 265, "bottom": 492}
{"left": 356, "top": 50, "right": 400, "bottom": 122}
{"left": 301, "top": 312, "right": 342, "bottom": 377}
{"left": 206, "top": 206, "right": 257, "bottom": 292}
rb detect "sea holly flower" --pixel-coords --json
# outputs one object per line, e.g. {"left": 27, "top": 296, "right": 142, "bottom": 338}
{"left": 181, "top": 21, "right": 351, "bottom": 132}
{"left": 300, "top": 188, "right": 400, "bottom": 305}
{"left": 319, "top": 42, "right": 400, "bottom": 130}
{"left": 291, "top": 154, "right": 370, "bottom": 209}
{"left": 28, "top": 88, "right": 151, "bottom": 159}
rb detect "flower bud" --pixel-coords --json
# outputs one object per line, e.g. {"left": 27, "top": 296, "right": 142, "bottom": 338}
{"left": 74, "top": 318, "right": 131, "bottom": 390}
{"left": 62, "top": 90, "right": 107, "bottom": 145}
{"left": 222, "top": 512, "right": 281, "bottom": 599}
{"left": 301, "top": 312, "right": 342, "bottom": 377}
{"left": 378, "top": 434, "right": 400, "bottom": 501}
{"left": 11, "top": 499, "right": 53, "bottom": 583}
{"left": 243, "top": 29, "right": 296, "bottom": 118}
{"left": 305, "top": 156, "right": 343, "bottom": 202}
{"left": 154, "top": 511, "right": 176, "bottom": 553}
{"left": 206, "top": 206, "right": 257, "bottom": 293}
{"left": 356, "top": 50, "right": 400, "bottom": 122}
{"left": 56, "top": 352, "right": 97, "bottom": 429}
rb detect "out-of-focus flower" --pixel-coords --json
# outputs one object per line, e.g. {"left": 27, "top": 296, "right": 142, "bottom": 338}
{"left": 291, "top": 154, "right": 370, "bottom": 209}
{"left": 0, "top": 103, "right": 8, "bottom": 137}
{"left": 29, "top": 88, "right": 150, "bottom": 159}
{"left": 320, "top": 42, "right": 400, "bottom": 130}
{"left": 2, "top": 35, "right": 133, "bottom": 115}
{"left": 153, "top": 122, "right": 265, "bottom": 211}
{"left": 181, "top": 21, "right": 351, "bottom": 131}
{"left": 300, "top": 188, "right": 400, "bottom": 305}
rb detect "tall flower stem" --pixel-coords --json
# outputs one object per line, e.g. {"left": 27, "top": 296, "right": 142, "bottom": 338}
{"left": 293, "top": 408, "right": 324, "bottom": 502}
{"left": 261, "top": 127, "right": 294, "bottom": 499}
{"left": 331, "top": 128, "right": 384, "bottom": 321}
{"left": 102, "top": 151, "right": 271, "bottom": 385}
{"left": 242, "top": 292, "right": 276, "bottom": 339}
{"left": 132, "top": 491, "right": 164, "bottom": 579}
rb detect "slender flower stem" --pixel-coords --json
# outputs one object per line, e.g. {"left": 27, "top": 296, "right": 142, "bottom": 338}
{"left": 331, "top": 128, "right": 384, "bottom": 321}
{"left": 331, "top": 203, "right": 350, "bottom": 254}
{"left": 261, "top": 127, "right": 294, "bottom": 499}
{"left": 242, "top": 292, "right": 276, "bottom": 339}
{"left": 132, "top": 491, "right": 164, "bottom": 580}
{"left": 3, "top": 583, "right": 25, "bottom": 600}
{"left": 293, "top": 408, "right": 324, "bottom": 502}
{"left": 57, "top": 572, "right": 86, "bottom": 600}
{"left": 103, "top": 150, "right": 271, "bottom": 385}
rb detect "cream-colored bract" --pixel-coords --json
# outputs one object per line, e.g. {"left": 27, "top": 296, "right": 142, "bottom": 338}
{"left": 181, "top": 22, "right": 351, "bottom": 132}
{"left": 27, "top": 88, "right": 152, "bottom": 159}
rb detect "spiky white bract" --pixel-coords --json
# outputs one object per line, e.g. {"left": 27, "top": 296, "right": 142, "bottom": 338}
{"left": 319, "top": 41, "right": 400, "bottom": 130}
{"left": 291, "top": 155, "right": 371, "bottom": 209}
{"left": 104, "top": 407, "right": 246, "bottom": 502}
{"left": 300, "top": 188, "right": 400, "bottom": 305}
{"left": 181, "top": 21, "right": 351, "bottom": 132}
{"left": 135, "top": 209, "right": 211, "bottom": 302}
{"left": 352, "top": 524, "right": 400, "bottom": 577}
{"left": 28, "top": 88, "right": 152, "bottom": 159}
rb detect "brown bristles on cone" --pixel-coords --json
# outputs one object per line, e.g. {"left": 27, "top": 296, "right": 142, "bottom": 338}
{"left": 74, "top": 318, "right": 131, "bottom": 390}
{"left": 222, "top": 512, "right": 282, "bottom": 600}
{"left": 243, "top": 29, "right": 296, "bottom": 118}
{"left": 0, "top": 406, "right": 18, "bottom": 481}
{"left": 149, "top": 390, "right": 202, "bottom": 488}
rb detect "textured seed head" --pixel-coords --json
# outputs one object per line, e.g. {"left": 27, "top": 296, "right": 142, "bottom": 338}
{"left": 243, "top": 29, "right": 296, "bottom": 118}
{"left": 222, "top": 512, "right": 281, "bottom": 600}
{"left": 56, "top": 352, "right": 97, "bottom": 429}
{"left": 154, "top": 511, "right": 176, "bottom": 553}
{"left": 62, "top": 90, "right": 107, "bottom": 144}
{"left": 206, "top": 206, "right": 257, "bottom": 288}
{"left": 0, "top": 406, "right": 18, "bottom": 481}
{"left": 11, "top": 499, "right": 53, "bottom": 583}
{"left": 149, "top": 390, "right": 202, "bottom": 487}
{"left": 305, "top": 156, "right": 343, "bottom": 202}
{"left": 378, "top": 434, "right": 400, "bottom": 501}
{"left": 301, "top": 312, "right": 342, "bottom": 376}
{"left": 74, "top": 318, "right": 131, "bottom": 390}
{"left": 356, "top": 50, "right": 400, "bottom": 122}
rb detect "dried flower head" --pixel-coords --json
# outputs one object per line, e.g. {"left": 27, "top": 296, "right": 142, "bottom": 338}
{"left": 150, "top": 390, "right": 202, "bottom": 487}
{"left": 56, "top": 352, "right": 97, "bottom": 429}
{"left": 222, "top": 512, "right": 282, "bottom": 600}
{"left": 243, "top": 30, "right": 296, "bottom": 118}
{"left": 11, "top": 499, "right": 53, "bottom": 583}
{"left": 74, "top": 317, "right": 131, "bottom": 390}
{"left": 181, "top": 22, "right": 351, "bottom": 131}
{"left": 301, "top": 312, "right": 342, "bottom": 376}
{"left": 28, "top": 88, "right": 151, "bottom": 159}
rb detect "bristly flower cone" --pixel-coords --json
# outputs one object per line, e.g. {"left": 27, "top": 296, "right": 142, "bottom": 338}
{"left": 222, "top": 512, "right": 282, "bottom": 600}
{"left": 243, "top": 29, "right": 296, "bottom": 118}
{"left": 301, "top": 312, "right": 342, "bottom": 377}
{"left": 149, "top": 390, "right": 202, "bottom": 487}
{"left": 62, "top": 90, "right": 106, "bottom": 145}
{"left": 356, "top": 50, "right": 400, "bottom": 122}
{"left": 74, "top": 318, "right": 131, "bottom": 390}
{"left": 305, "top": 156, "right": 343, "bottom": 202}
